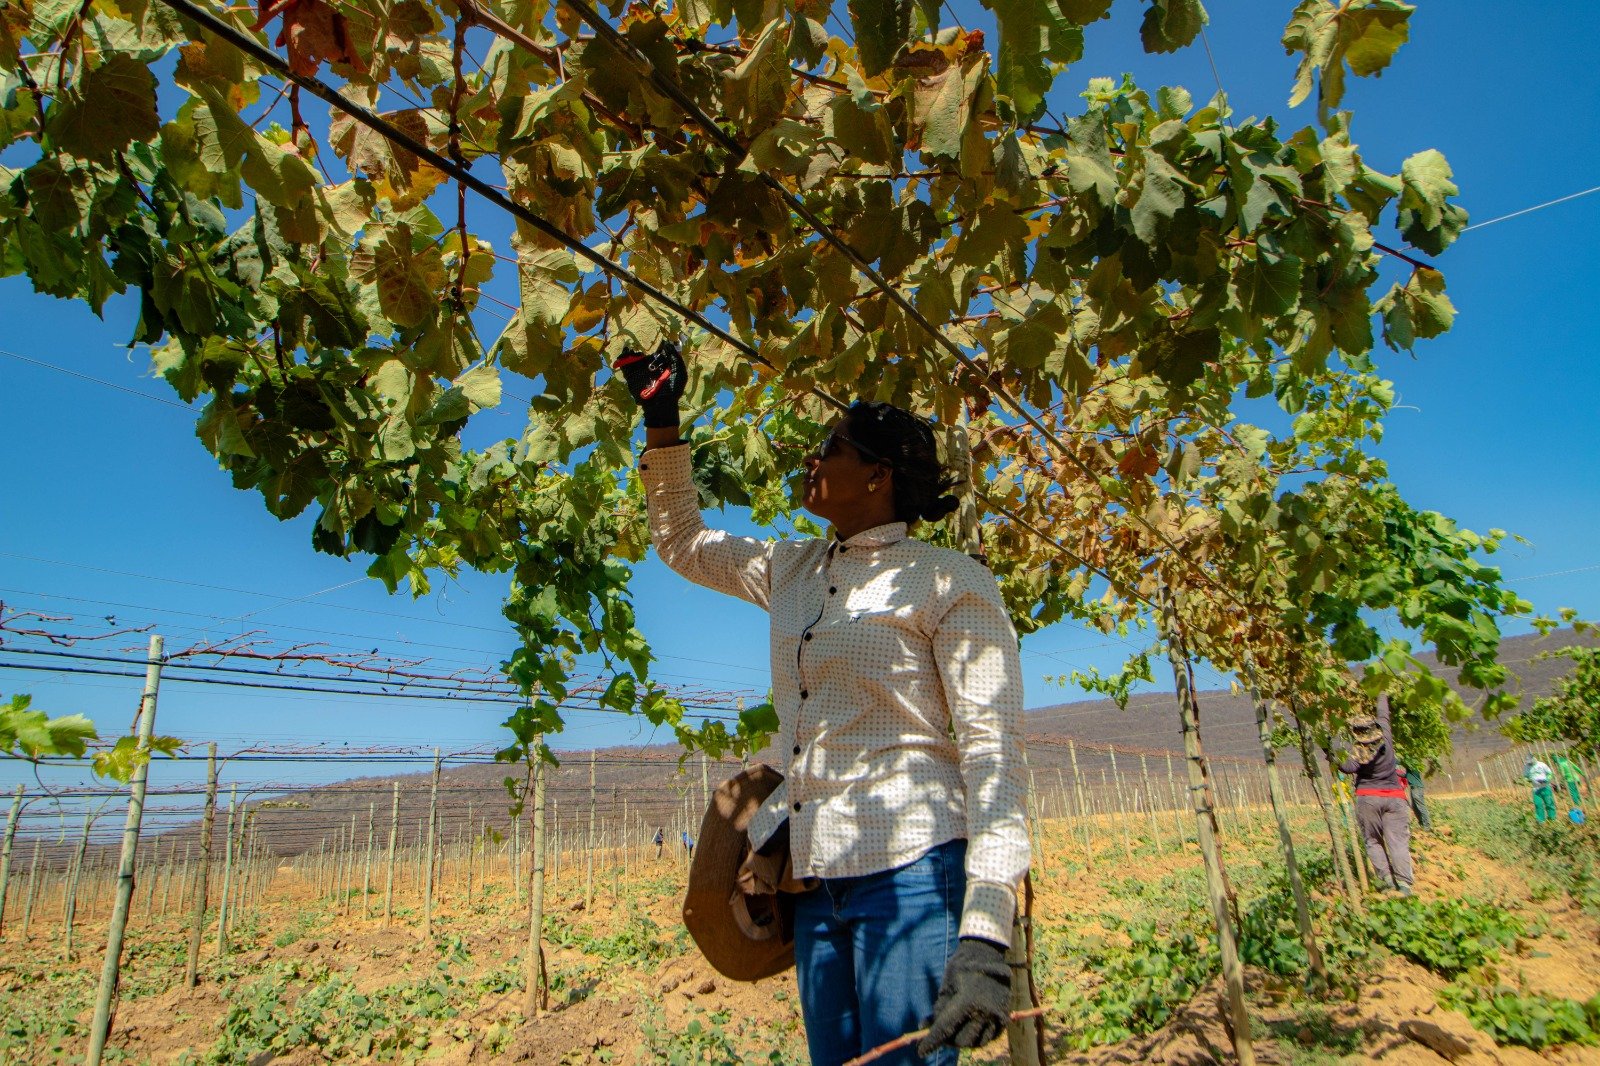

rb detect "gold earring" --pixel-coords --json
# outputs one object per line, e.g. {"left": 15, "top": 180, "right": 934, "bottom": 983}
{"left": 868, "top": 483, "right": 878, "bottom": 493}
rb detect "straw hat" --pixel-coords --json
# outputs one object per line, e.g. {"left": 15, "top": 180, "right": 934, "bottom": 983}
{"left": 681, "top": 764, "right": 796, "bottom": 982}
{"left": 1348, "top": 713, "right": 1383, "bottom": 763}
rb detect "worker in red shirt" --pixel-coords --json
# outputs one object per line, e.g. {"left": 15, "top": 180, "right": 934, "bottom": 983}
{"left": 1340, "top": 694, "right": 1414, "bottom": 895}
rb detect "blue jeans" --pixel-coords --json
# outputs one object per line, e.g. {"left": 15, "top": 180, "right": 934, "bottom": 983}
{"left": 792, "top": 839, "right": 966, "bottom": 1066}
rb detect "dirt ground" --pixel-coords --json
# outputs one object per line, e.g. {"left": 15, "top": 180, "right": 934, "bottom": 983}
{"left": 3, "top": 795, "right": 1598, "bottom": 1064}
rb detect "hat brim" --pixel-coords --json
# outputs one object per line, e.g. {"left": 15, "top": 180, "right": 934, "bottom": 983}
{"left": 682, "top": 765, "right": 796, "bottom": 982}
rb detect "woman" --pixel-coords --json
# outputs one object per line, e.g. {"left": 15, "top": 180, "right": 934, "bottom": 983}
{"left": 1340, "top": 694, "right": 1414, "bottom": 895}
{"left": 618, "top": 343, "right": 1031, "bottom": 1065}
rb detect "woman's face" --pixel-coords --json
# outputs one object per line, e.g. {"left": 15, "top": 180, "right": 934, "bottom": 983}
{"left": 802, "top": 419, "right": 890, "bottom": 527}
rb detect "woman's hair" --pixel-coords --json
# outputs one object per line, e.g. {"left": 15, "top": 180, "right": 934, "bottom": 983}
{"left": 844, "top": 400, "right": 962, "bottom": 524}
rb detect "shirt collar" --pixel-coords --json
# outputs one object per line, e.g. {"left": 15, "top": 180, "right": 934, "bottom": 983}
{"left": 833, "top": 522, "right": 907, "bottom": 550}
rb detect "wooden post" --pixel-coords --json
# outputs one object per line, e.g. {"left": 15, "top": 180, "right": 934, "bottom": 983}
{"left": 524, "top": 742, "right": 549, "bottom": 1018}
{"left": 1291, "top": 712, "right": 1361, "bottom": 907}
{"left": 1139, "top": 756, "right": 1163, "bottom": 850}
{"left": 1338, "top": 788, "right": 1370, "bottom": 894}
{"left": 610, "top": 786, "right": 621, "bottom": 900}
{"left": 21, "top": 839, "right": 40, "bottom": 938}
{"left": 186, "top": 745, "right": 217, "bottom": 986}
{"left": 512, "top": 804, "right": 522, "bottom": 903}
{"left": 1159, "top": 588, "right": 1254, "bottom": 1066}
{"left": 342, "top": 814, "right": 357, "bottom": 915}
{"left": 62, "top": 807, "right": 95, "bottom": 961}
{"left": 1106, "top": 748, "right": 1132, "bottom": 860}
{"left": 1068, "top": 738, "right": 1092, "bottom": 866}
{"left": 142, "top": 838, "right": 160, "bottom": 919}
{"left": 1025, "top": 768, "right": 1046, "bottom": 878}
{"left": 158, "top": 839, "right": 175, "bottom": 917}
{"left": 384, "top": 781, "right": 399, "bottom": 927}
{"left": 0, "top": 784, "right": 23, "bottom": 936}
{"left": 586, "top": 750, "right": 596, "bottom": 909}
{"left": 215, "top": 786, "right": 236, "bottom": 956}
{"left": 424, "top": 749, "right": 441, "bottom": 939}
{"left": 362, "top": 802, "right": 375, "bottom": 918}
{"left": 1164, "top": 752, "right": 1185, "bottom": 845}
{"left": 1241, "top": 658, "right": 1327, "bottom": 987}
{"left": 86, "top": 634, "right": 163, "bottom": 1066}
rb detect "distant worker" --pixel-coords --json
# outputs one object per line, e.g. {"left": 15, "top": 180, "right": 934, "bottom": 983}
{"left": 682, "top": 829, "right": 694, "bottom": 856}
{"left": 654, "top": 826, "right": 665, "bottom": 860}
{"left": 1397, "top": 761, "right": 1433, "bottom": 831}
{"left": 1523, "top": 757, "right": 1557, "bottom": 823}
{"left": 1553, "top": 753, "right": 1585, "bottom": 811}
{"left": 1340, "top": 694, "right": 1415, "bottom": 895}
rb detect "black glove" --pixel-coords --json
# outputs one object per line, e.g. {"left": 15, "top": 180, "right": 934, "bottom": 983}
{"left": 916, "top": 937, "right": 1011, "bottom": 1056}
{"left": 614, "top": 340, "right": 687, "bottom": 428}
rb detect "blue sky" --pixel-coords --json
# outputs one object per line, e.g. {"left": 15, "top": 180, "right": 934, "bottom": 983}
{"left": 2, "top": 1, "right": 1597, "bottom": 809}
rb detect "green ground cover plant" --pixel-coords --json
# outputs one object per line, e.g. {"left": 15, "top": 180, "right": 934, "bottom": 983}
{"left": 1362, "top": 895, "right": 1524, "bottom": 978}
{"left": 1440, "top": 981, "right": 1600, "bottom": 1050}
{"left": 1444, "top": 798, "right": 1600, "bottom": 914}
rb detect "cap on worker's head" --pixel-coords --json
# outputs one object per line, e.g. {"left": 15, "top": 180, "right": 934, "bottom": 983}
{"left": 682, "top": 764, "right": 795, "bottom": 982}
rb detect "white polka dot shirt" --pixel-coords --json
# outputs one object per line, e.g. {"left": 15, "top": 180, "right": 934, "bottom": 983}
{"left": 639, "top": 443, "right": 1031, "bottom": 945}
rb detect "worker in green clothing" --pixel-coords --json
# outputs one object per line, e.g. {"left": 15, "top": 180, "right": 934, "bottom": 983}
{"left": 1523, "top": 757, "right": 1557, "bottom": 823}
{"left": 1397, "top": 761, "right": 1433, "bottom": 831}
{"left": 1553, "top": 754, "right": 1585, "bottom": 810}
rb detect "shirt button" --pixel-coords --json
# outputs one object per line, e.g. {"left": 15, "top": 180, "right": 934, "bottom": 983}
{"left": 803, "top": 633, "right": 813, "bottom": 641}
{"left": 792, "top": 745, "right": 801, "bottom": 755}
{"left": 792, "top": 801, "right": 802, "bottom": 812}
{"left": 800, "top": 690, "right": 808, "bottom": 699}
{"left": 829, "top": 586, "right": 837, "bottom": 594}
{"left": 839, "top": 546, "right": 848, "bottom": 553}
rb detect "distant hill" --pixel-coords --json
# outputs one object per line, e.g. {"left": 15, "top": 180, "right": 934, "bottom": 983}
{"left": 146, "top": 629, "right": 1594, "bottom": 859}
{"left": 1021, "top": 627, "right": 1598, "bottom": 767}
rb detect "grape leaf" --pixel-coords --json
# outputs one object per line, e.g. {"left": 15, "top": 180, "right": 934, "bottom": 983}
{"left": 48, "top": 54, "right": 160, "bottom": 163}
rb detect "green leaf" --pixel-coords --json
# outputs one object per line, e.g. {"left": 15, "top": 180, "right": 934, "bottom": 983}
{"left": 192, "top": 85, "right": 319, "bottom": 208}
{"left": 1064, "top": 112, "right": 1117, "bottom": 207}
{"left": 1140, "top": 0, "right": 1207, "bottom": 55}
{"left": 1341, "top": 2, "right": 1412, "bottom": 77}
{"left": 328, "top": 108, "right": 446, "bottom": 210}
{"left": 47, "top": 54, "right": 160, "bottom": 163}
{"left": 1232, "top": 234, "right": 1302, "bottom": 320}
{"left": 1129, "top": 150, "right": 1187, "bottom": 246}
{"left": 457, "top": 364, "right": 502, "bottom": 411}
{"left": 1397, "top": 149, "right": 1466, "bottom": 256}
{"left": 912, "top": 62, "right": 970, "bottom": 160}
{"left": 352, "top": 223, "right": 445, "bottom": 330}
{"left": 1057, "top": 0, "right": 1113, "bottom": 23}
{"left": 1, "top": 694, "right": 97, "bottom": 760}
{"left": 90, "top": 733, "right": 182, "bottom": 782}
{"left": 826, "top": 85, "right": 895, "bottom": 166}
{"left": 600, "top": 673, "right": 638, "bottom": 711}
{"left": 1376, "top": 266, "right": 1453, "bottom": 351}
{"left": 848, "top": 0, "right": 914, "bottom": 77}
{"left": 1283, "top": 0, "right": 1412, "bottom": 110}
{"left": 991, "top": 0, "right": 1084, "bottom": 123}
{"left": 724, "top": 19, "right": 790, "bottom": 136}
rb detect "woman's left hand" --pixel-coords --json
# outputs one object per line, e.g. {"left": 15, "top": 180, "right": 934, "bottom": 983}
{"left": 916, "top": 937, "right": 1012, "bottom": 1052}
{"left": 614, "top": 340, "right": 687, "bottom": 428}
